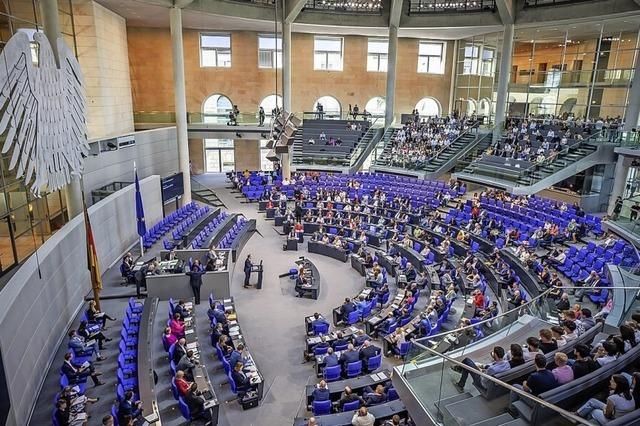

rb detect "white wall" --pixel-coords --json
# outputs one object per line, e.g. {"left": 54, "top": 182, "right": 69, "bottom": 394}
{"left": 84, "top": 127, "right": 179, "bottom": 204}
{"left": 0, "top": 176, "right": 163, "bottom": 426}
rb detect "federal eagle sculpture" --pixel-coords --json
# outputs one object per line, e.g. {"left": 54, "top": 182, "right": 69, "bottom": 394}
{"left": 0, "top": 31, "right": 88, "bottom": 196}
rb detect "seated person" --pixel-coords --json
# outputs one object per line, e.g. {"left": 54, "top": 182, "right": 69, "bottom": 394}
{"left": 353, "top": 330, "right": 371, "bottom": 347}
{"left": 177, "top": 350, "right": 199, "bottom": 381}
{"left": 388, "top": 327, "right": 407, "bottom": 358}
{"left": 551, "top": 352, "right": 574, "bottom": 385}
{"left": 183, "top": 382, "right": 210, "bottom": 420}
{"left": 61, "top": 352, "right": 104, "bottom": 387}
{"left": 117, "top": 391, "right": 143, "bottom": 426}
{"left": 169, "top": 313, "right": 185, "bottom": 338}
{"left": 324, "top": 347, "right": 339, "bottom": 367}
{"left": 577, "top": 374, "right": 635, "bottom": 424}
{"left": 310, "top": 313, "right": 329, "bottom": 333}
{"left": 174, "top": 300, "right": 191, "bottom": 320}
{"left": 207, "top": 302, "right": 228, "bottom": 327}
{"left": 311, "top": 380, "right": 330, "bottom": 403}
{"left": 68, "top": 329, "right": 104, "bottom": 361}
{"left": 86, "top": 300, "right": 116, "bottom": 329}
{"left": 340, "top": 298, "right": 357, "bottom": 322}
{"left": 538, "top": 329, "right": 558, "bottom": 354}
{"left": 362, "top": 384, "right": 386, "bottom": 406}
{"left": 451, "top": 346, "right": 510, "bottom": 392}
{"left": 359, "top": 341, "right": 381, "bottom": 369}
{"left": 336, "top": 386, "right": 363, "bottom": 411}
{"left": 508, "top": 354, "right": 557, "bottom": 413}
{"left": 572, "top": 344, "right": 600, "bottom": 379}
{"left": 523, "top": 337, "right": 543, "bottom": 361}
{"left": 231, "top": 361, "right": 257, "bottom": 399}
{"left": 332, "top": 331, "right": 348, "bottom": 349}
{"left": 339, "top": 344, "right": 361, "bottom": 369}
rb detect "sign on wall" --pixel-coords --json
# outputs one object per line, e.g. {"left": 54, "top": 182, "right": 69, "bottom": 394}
{"left": 161, "top": 172, "right": 184, "bottom": 203}
{"left": 0, "top": 32, "right": 88, "bottom": 196}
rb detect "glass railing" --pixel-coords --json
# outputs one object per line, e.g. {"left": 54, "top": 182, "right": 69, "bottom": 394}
{"left": 350, "top": 117, "right": 383, "bottom": 168}
{"left": 402, "top": 337, "right": 598, "bottom": 426}
{"left": 133, "top": 111, "right": 264, "bottom": 126}
{"left": 401, "top": 287, "right": 556, "bottom": 365}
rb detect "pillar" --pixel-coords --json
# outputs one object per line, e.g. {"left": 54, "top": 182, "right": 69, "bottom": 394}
{"left": 281, "top": 21, "right": 291, "bottom": 180}
{"left": 384, "top": 24, "right": 399, "bottom": 128}
{"left": 170, "top": 6, "right": 192, "bottom": 203}
{"left": 624, "top": 50, "right": 640, "bottom": 131}
{"left": 608, "top": 155, "right": 633, "bottom": 214}
{"left": 41, "top": 0, "right": 84, "bottom": 218}
{"left": 493, "top": 23, "right": 514, "bottom": 142}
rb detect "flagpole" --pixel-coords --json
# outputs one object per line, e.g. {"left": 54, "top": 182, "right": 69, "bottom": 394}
{"left": 80, "top": 177, "right": 102, "bottom": 312}
{"left": 135, "top": 162, "right": 145, "bottom": 257}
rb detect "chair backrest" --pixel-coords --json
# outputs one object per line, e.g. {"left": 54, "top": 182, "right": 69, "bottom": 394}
{"left": 367, "top": 354, "right": 382, "bottom": 371}
{"left": 324, "top": 365, "right": 342, "bottom": 381}
{"left": 170, "top": 377, "right": 179, "bottom": 400}
{"left": 312, "top": 399, "right": 332, "bottom": 415}
{"left": 314, "top": 322, "right": 329, "bottom": 335}
{"left": 178, "top": 396, "right": 191, "bottom": 420}
{"left": 343, "top": 399, "right": 361, "bottom": 411}
{"left": 111, "top": 405, "right": 120, "bottom": 426}
{"left": 314, "top": 345, "right": 328, "bottom": 356}
{"left": 347, "top": 360, "right": 362, "bottom": 377}
{"left": 387, "top": 387, "right": 399, "bottom": 401}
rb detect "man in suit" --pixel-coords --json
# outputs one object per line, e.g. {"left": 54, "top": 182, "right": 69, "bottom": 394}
{"left": 176, "top": 350, "right": 198, "bottom": 381}
{"left": 359, "top": 341, "right": 381, "bottom": 370}
{"left": 68, "top": 329, "right": 104, "bottom": 361}
{"left": 172, "top": 338, "right": 188, "bottom": 364}
{"left": 174, "top": 300, "right": 191, "bottom": 321}
{"left": 324, "top": 348, "right": 339, "bottom": 367}
{"left": 185, "top": 260, "right": 206, "bottom": 304}
{"left": 340, "top": 298, "right": 356, "bottom": 322}
{"left": 363, "top": 384, "right": 387, "bottom": 406}
{"left": 311, "top": 313, "right": 329, "bottom": 333}
{"left": 575, "top": 271, "right": 601, "bottom": 302}
{"left": 339, "top": 344, "right": 360, "bottom": 369}
{"left": 336, "top": 386, "right": 362, "bottom": 411}
{"left": 118, "top": 391, "right": 143, "bottom": 425}
{"left": 61, "top": 352, "right": 103, "bottom": 386}
{"left": 353, "top": 330, "right": 370, "bottom": 347}
{"left": 244, "top": 254, "right": 253, "bottom": 288}
{"left": 332, "top": 332, "right": 348, "bottom": 349}
{"left": 229, "top": 344, "right": 246, "bottom": 368}
{"left": 311, "top": 380, "right": 330, "bottom": 403}
{"left": 208, "top": 302, "right": 228, "bottom": 327}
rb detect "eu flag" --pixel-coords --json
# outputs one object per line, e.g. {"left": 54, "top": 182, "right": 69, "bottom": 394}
{"left": 135, "top": 170, "right": 146, "bottom": 237}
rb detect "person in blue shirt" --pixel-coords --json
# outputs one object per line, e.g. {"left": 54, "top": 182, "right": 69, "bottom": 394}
{"left": 340, "top": 298, "right": 357, "bottom": 322}
{"left": 312, "top": 380, "right": 330, "bottom": 403}
{"left": 324, "top": 348, "right": 339, "bottom": 367}
{"left": 311, "top": 313, "right": 329, "bottom": 333}
{"left": 353, "top": 330, "right": 370, "bottom": 347}
{"left": 356, "top": 295, "right": 368, "bottom": 312}
{"left": 229, "top": 343, "right": 246, "bottom": 368}
{"left": 117, "top": 390, "right": 143, "bottom": 425}
{"left": 508, "top": 353, "right": 558, "bottom": 413}
{"left": 451, "top": 346, "right": 510, "bottom": 391}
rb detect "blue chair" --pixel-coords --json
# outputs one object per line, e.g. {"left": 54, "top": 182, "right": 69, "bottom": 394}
{"left": 346, "top": 361, "right": 362, "bottom": 378}
{"left": 59, "top": 374, "right": 86, "bottom": 394}
{"left": 170, "top": 377, "right": 180, "bottom": 400}
{"left": 324, "top": 365, "right": 341, "bottom": 382}
{"left": 387, "top": 387, "right": 399, "bottom": 401}
{"left": 312, "top": 399, "right": 332, "bottom": 416}
{"left": 314, "top": 345, "right": 328, "bottom": 356}
{"left": 313, "top": 322, "right": 329, "bottom": 336}
{"left": 111, "top": 406, "right": 120, "bottom": 426}
{"left": 334, "top": 342, "right": 348, "bottom": 352}
{"left": 346, "top": 310, "right": 361, "bottom": 325}
{"left": 367, "top": 354, "right": 382, "bottom": 372}
{"left": 178, "top": 396, "right": 195, "bottom": 421}
{"left": 343, "top": 399, "right": 361, "bottom": 411}
{"left": 398, "top": 342, "right": 411, "bottom": 359}
{"left": 169, "top": 360, "right": 177, "bottom": 376}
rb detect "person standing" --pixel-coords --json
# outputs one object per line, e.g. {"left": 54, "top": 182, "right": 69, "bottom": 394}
{"left": 613, "top": 196, "right": 623, "bottom": 220}
{"left": 244, "top": 254, "right": 253, "bottom": 288}
{"left": 186, "top": 260, "right": 206, "bottom": 304}
{"left": 258, "top": 106, "right": 265, "bottom": 126}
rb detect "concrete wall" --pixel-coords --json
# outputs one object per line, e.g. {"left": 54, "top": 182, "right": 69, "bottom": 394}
{"left": 73, "top": 0, "right": 134, "bottom": 139}
{"left": 233, "top": 139, "right": 260, "bottom": 171}
{"left": 84, "top": 127, "right": 179, "bottom": 203}
{"left": 0, "top": 176, "right": 163, "bottom": 426}
{"left": 127, "top": 28, "right": 454, "bottom": 119}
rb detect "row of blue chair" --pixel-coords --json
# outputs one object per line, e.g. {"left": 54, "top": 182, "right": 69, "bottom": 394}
{"left": 192, "top": 212, "right": 228, "bottom": 249}
{"left": 217, "top": 218, "right": 248, "bottom": 249}
{"left": 143, "top": 202, "right": 199, "bottom": 248}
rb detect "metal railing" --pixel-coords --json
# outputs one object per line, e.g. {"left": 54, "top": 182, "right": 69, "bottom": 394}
{"left": 133, "top": 111, "right": 263, "bottom": 126}
{"left": 303, "top": 0, "right": 383, "bottom": 14}
{"left": 524, "top": 0, "right": 595, "bottom": 7}
{"left": 406, "top": 338, "right": 598, "bottom": 426}
{"left": 408, "top": 0, "right": 496, "bottom": 14}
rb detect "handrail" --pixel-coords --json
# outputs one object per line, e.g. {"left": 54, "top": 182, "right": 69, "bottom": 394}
{"left": 407, "top": 337, "right": 598, "bottom": 426}
{"left": 350, "top": 117, "right": 382, "bottom": 167}
{"left": 414, "top": 287, "right": 555, "bottom": 344}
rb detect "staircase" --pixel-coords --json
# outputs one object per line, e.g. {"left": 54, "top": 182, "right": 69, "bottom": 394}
{"left": 191, "top": 178, "right": 225, "bottom": 208}
{"left": 422, "top": 131, "right": 488, "bottom": 179}
{"left": 453, "top": 132, "right": 493, "bottom": 173}
{"left": 453, "top": 132, "right": 617, "bottom": 195}
{"left": 291, "top": 128, "right": 304, "bottom": 164}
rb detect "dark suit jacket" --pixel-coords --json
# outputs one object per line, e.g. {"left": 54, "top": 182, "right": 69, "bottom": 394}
{"left": 173, "top": 344, "right": 187, "bottom": 364}
{"left": 175, "top": 305, "right": 189, "bottom": 320}
{"left": 244, "top": 259, "right": 253, "bottom": 274}
{"left": 359, "top": 345, "right": 381, "bottom": 363}
{"left": 232, "top": 370, "right": 250, "bottom": 389}
{"left": 339, "top": 350, "right": 360, "bottom": 365}
{"left": 341, "top": 302, "right": 356, "bottom": 317}
{"left": 324, "top": 353, "right": 339, "bottom": 367}
{"left": 118, "top": 399, "right": 141, "bottom": 424}
{"left": 186, "top": 269, "right": 205, "bottom": 287}
{"left": 332, "top": 338, "right": 348, "bottom": 349}
{"left": 338, "top": 393, "right": 361, "bottom": 410}
{"left": 61, "top": 361, "right": 81, "bottom": 382}
{"left": 312, "top": 387, "right": 330, "bottom": 402}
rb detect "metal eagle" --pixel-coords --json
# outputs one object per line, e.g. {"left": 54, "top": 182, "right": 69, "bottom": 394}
{"left": 0, "top": 32, "right": 88, "bottom": 196}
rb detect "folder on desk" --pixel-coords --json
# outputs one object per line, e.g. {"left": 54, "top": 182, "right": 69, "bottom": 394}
{"left": 224, "top": 298, "right": 232, "bottom": 303}
{"left": 187, "top": 342, "right": 198, "bottom": 350}
{"left": 185, "top": 329, "right": 194, "bottom": 335}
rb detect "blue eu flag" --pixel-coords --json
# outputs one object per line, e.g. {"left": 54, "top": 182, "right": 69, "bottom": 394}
{"left": 135, "top": 170, "right": 146, "bottom": 237}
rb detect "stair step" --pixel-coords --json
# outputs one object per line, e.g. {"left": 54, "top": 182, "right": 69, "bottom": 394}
{"left": 434, "top": 391, "right": 474, "bottom": 409}
{"left": 443, "top": 394, "right": 510, "bottom": 426}
{"left": 501, "top": 420, "right": 530, "bottom": 426}
{"left": 512, "top": 400, "right": 533, "bottom": 422}
{"left": 469, "top": 413, "right": 516, "bottom": 426}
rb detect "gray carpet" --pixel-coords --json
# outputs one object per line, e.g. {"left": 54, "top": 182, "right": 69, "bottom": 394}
{"left": 30, "top": 173, "right": 405, "bottom": 426}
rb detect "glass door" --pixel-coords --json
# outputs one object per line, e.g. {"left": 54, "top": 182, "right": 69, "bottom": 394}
{"left": 206, "top": 150, "right": 221, "bottom": 173}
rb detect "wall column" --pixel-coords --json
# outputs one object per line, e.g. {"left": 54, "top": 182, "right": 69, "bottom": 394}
{"left": 493, "top": 23, "right": 514, "bottom": 142}
{"left": 41, "top": 0, "right": 84, "bottom": 218}
{"left": 624, "top": 50, "right": 640, "bottom": 131}
{"left": 170, "top": 6, "right": 191, "bottom": 203}
{"left": 384, "top": 24, "right": 399, "bottom": 127}
{"left": 608, "top": 155, "right": 633, "bottom": 214}
{"left": 281, "top": 20, "right": 291, "bottom": 179}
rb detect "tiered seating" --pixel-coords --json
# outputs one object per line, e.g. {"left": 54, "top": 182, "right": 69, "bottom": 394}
{"left": 114, "top": 298, "right": 144, "bottom": 404}
{"left": 557, "top": 239, "right": 639, "bottom": 285}
{"left": 300, "top": 119, "right": 369, "bottom": 160}
{"left": 141, "top": 202, "right": 199, "bottom": 249}
{"left": 162, "top": 205, "right": 211, "bottom": 250}
{"left": 191, "top": 211, "right": 228, "bottom": 249}
{"left": 217, "top": 217, "right": 249, "bottom": 249}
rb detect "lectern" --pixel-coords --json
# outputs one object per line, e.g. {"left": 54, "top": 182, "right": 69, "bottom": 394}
{"left": 252, "top": 260, "right": 264, "bottom": 289}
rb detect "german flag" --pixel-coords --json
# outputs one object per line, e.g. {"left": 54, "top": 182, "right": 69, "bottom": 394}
{"left": 83, "top": 195, "right": 102, "bottom": 310}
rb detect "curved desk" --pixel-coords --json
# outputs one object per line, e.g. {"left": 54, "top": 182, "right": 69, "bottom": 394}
{"left": 293, "top": 400, "right": 407, "bottom": 426}
{"left": 308, "top": 240, "right": 349, "bottom": 262}
{"left": 295, "top": 258, "right": 320, "bottom": 299}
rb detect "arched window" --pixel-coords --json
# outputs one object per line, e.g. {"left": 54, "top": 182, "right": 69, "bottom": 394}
{"left": 260, "top": 94, "right": 283, "bottom": 116}
{"left": 365, "top": 96, "right": 386, "bottom": 117}
{"left": 314, "top": 96, "right": 341, "bottom": 118}
{"left": 203, "top": 93, "right": 233, "bottom": 123}
{"left": 559, "top": 98, "right": 577, "bottom": 115}
{"left": 478, "top": 98, "right": 491, "bottom": 117}
{"left": 415, "top": 97, "right": 441, "bottom": 117}
{"left": 466, "top": 98, "right": 477, "bottom": 115}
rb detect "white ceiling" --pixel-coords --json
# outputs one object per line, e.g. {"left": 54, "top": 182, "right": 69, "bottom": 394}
{"left": 96, "top": 0, "right": 502, "bottom": 40}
